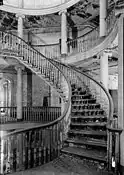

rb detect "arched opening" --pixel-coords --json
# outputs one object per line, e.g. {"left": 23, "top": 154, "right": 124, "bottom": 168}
{"left": 0, "top": 78, "right": 12, "bottom": 114}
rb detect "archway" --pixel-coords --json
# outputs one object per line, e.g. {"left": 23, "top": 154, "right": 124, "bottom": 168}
{"left": 0, "top": 78, "right": 12, "bottom": 114}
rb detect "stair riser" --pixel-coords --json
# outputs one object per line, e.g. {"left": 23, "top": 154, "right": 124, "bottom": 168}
{"left": 70, "top": 125, "right": 106, "bottom": 132}
{"left": 71, "top": 111, "right": 105, "bottom": 116}
{"left": 66, "top": 142, "right": 107, "bottom": 151}
{"left": 72, "top": 91, "right": 87, "bottom": 95}
{"left": 72, "top": 100, "right": 97, "bottom": 105}
{"left": 72, "top": 105, "right": 101, "bottom": 110}
{"left": 71, "top": 118, "right": 107, "bottom": 123}
{"left": 72, "top": 95, "right": 92, "bottom": 100}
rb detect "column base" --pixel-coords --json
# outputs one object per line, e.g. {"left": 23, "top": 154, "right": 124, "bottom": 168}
{"left": 17, "top": 118, "right": 23, "bottom": 122}
{"left": 120, "top": 165, "right": 124, "bottom": 175}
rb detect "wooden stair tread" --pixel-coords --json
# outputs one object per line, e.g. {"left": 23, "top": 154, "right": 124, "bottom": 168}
{"left": 72, "top": 104, "right": 100, "bottom": 107}
{"left": 72, "top": 99, "right": 96, "bottom": 102}
{"left": 66, "top": 138, "right": 107, "bottom": 147}
{"left": 71, "top": 122, "right": 106, "bottom": 126}
{"left": 69, "top": 129, "right": 107, "bottom": 136}
{"left": 61, "top": 147, "right": 106, "bottom": 162}
{"left": 71, "top": 115, "right": 106, "bottom": 119}
{"left": 72, "top": 109, "right": 103, "bottom": 112}
{"left": 72, "top": 94, "right": 91, "bottom": 97}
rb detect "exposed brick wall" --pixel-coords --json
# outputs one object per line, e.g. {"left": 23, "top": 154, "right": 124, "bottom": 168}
{"left": 32, "top": 74, "right": 50, "bottom": 106}
{"left": 51, "top": 87, "right": 61, "bottom": 107}
{"left": 22, "top": 70, "right": 32, "bottom": 106}
{"left": 27, "top": 71, "right": 32, "bottom": 106}
{"left": 1, "top": 69, "right": 54, "bottom": 107}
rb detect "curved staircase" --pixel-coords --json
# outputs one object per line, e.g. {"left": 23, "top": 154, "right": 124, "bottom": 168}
{"left": 33, "top": 4, "right": 117, "bottom": 65}
{"left": 62, "top": 83, "right": 107, "bottom": 165}
{"left": 0, "top": 4, "right": 121, "bottom": 174}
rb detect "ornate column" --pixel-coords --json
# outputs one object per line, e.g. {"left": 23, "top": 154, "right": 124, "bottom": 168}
{"left": 99, "top": 0, "right": 108, "bottom": 37}
{"left": 100, "top": 51, "right": 110, "bottom": 90}
{"left": 15, "top": 65, "right": 24, "bottom": 121}
{"left": 117, "top": 13, "right": 124, "bottom": 175}
{"left": 16, "top": 14, "right": 25, "bottom": 40}
{"left": 59, "top": 9, "right": 67, "bottom": 56}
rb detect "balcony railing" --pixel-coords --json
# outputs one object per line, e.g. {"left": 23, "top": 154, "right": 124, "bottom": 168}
{"left": 33, "top": 5, "right": 116, "bottom": 61}
{"left": 0, "top": 106, "right": 61, "bottom": 124}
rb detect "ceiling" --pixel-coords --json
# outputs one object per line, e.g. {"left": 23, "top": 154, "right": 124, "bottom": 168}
{"left": 0, "top": 0, "right": 116, "bottom": 31}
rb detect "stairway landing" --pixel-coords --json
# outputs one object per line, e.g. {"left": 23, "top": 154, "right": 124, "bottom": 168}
{"left": 10, "top": 154, "right": 112, "bottom": 175}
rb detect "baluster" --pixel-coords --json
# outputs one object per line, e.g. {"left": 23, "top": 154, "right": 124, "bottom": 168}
{"left": 13, "top": 135, "right": 17, "bottom": 172}
{"left": 0, "top": 139, "right": 5, "bottom": 174}
{"left": 41, "top": 58, "right": 44, "bottom": 74}
{"left": 37, "top": 53, "right": 40, "bottom": 70}
{"left": 14, "top": 107, "right": 16, "bottom": 120}
{"left": 33, "top": 131, "right": 37, "bottom": 167}
{"left": 6, "top": 137, "right": 11, "bottom": 173}
{"left": 108, "top": 131, "right": 112, "bottom": 171}
{"left": 37, "top": 107, "right": 39, "bottom": 122}
{"left": 39, "top": 106, "right": 41, "bottom": 121}
{"left": 21, "top": 133, "right": 25, "bottom": 170}
{"left": 16, "top": 134, "right": 22, "bottom": 171}
{"left": 9, "top": 136, "right": 14, "bottom": 172}
{"left": 37, "top": 106, "right": 39, "bottom": 121}
{"left": 35, "top": 53, "right": 38, "bottom": 68}
{"left": 22, "top": 107, "right": 25, "bottom": 121}
{"left": 26, "top": 106, "right": 28, "bottom": 121}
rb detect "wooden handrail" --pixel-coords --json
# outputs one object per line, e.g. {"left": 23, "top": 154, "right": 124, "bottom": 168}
{"left": 0, "top": 30, "right": 72, "bottom": 137}
{"left": 107, "top": 127, "right": 123, "bottom": 133}
{"left": 0, "top": 3, "right": 118, "bottom": 173}
{"left": 31, "top": 4, "right": 116, "bottom": 62}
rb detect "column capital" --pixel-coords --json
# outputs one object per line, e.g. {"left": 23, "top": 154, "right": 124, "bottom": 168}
{"left": 16, "top": 13, "right": 25, "bottom": 19}
{"left": 59, "top": 9, "right": 67, "bottom": 15}
{"left": 98, "top": 49, "right": 112, "bottom": 58}
{"left": 15, "top": 64, "right": 25, "bottom": 71}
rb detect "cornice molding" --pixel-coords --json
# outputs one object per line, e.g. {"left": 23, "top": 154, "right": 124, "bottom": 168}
{"left": 0, "top": 0, "right": 80, "bottom": 16}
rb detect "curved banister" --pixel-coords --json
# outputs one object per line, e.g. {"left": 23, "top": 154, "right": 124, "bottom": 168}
{"left": 0, "top": 30, "right": 72, "bottom": 124}
{"left": 0, "top": 4, "right": 116, "bottom": 173}
{"left": 47, "top": 59, "right": 114, "bottom": 171}
{"left": 48, "top": 59, "right": 114, "bottom": 125}
{"left": 32, "top": 43, "right": 60, "bottom": 47}
{"left": 69, "top": 65, "right": 114, "bottom": 125}
{"left": 33, "top": 4, "right": 116, "bottom": 62}
{"left": 0, "top": 28, "right": 72, "bottom": 174}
